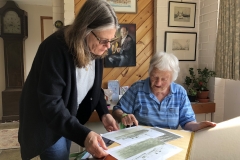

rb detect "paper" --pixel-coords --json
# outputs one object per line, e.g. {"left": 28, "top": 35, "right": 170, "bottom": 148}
{"left": 101, "top": 126, "right": 183, "bottom": 160}
{"left": 102, "top": 126, "right": 182, "bottom": 145}
{"left": 101, "top": 126, "right": 165, "bottom": 145}
{"left": 107, "top": 137, "right": 182, "bottom": 160}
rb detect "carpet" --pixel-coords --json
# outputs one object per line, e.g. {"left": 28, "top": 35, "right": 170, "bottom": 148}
{"left": 0, "top": 128, "right": 20, "bottom": 150}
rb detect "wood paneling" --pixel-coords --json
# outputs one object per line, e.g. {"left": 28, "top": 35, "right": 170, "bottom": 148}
{"left": 74, "top": 0, "right": 154, "bottom": 88}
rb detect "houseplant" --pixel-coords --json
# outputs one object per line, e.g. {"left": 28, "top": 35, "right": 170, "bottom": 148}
{"left": 184, "top": 72, "right": 197, "bottom": 102}
{"left": 184, "top": 67, "right": 216, "bottom": 102}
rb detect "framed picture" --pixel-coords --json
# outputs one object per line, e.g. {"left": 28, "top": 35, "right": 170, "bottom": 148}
{"left": 164, "top": 31, "right": 197, "bottom": 61}
{"left": 104, "top": 24, "right": 136, "bottom": 67}
{"left": 108, "top": 0, "right": 137, "bottom": 13}
{"left": 168, "top": 1, "right": 196, "bottom": 28}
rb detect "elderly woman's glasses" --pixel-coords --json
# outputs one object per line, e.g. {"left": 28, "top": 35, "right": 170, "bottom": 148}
{"left": 91, "top": 31, "right": 118, "bottom": 45}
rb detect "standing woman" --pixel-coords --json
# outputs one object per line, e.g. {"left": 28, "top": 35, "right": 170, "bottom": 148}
{"left": 18, "top": 0, "right": 119, "bottom": 159}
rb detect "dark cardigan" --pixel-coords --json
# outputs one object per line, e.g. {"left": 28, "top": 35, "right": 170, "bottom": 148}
{"left": 18, "top": 30, "right": 109, "bottom": 159}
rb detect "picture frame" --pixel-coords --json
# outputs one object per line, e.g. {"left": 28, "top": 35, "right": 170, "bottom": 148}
{"left": 108, "top": 0, "right": 137, "bottom": 13}
{"left": 164, "top": 31, "right": 197, "bottom": 61}
{"left": 168, "top": 1, "right": 196, "bottom": 28}
{"left": 104, "top": 24, "right": 136, "bottom": 67}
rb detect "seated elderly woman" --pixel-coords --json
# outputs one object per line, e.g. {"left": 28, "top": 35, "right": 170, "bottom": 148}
{"left": 112, "top": 52, "right": 216, "bottom": 131}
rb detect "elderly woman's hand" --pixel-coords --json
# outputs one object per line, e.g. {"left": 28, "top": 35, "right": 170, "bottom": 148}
{"left": 84, "top": 131, "right": 108, "bottom": 158}
{"left": 121, "top": 113, "right": 138, "bottom": 127}
{"left": 184, "top": 121, "right": 216, "bottom": 131}
{"left": 196, "top": 121, "right": 216, "bottom": 131}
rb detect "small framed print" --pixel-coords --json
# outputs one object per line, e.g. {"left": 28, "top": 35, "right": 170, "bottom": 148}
{"left": 168, "top": 1, "right": 196, "bottom": 28}
{"left": 108, "top": 0, "right": 137, "bottom": 13}
{"left": 164, "top": 31, "right": 197, "bottom": 61}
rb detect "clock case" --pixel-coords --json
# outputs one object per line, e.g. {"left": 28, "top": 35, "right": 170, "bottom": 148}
{"left": 0, "top": 1, "right": 28, "bottom": 38}
{"left": 0, "top": 1, "right": 28, "bottom": 122}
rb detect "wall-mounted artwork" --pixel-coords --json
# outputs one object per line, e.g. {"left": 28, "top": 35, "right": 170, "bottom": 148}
{"left": 104, "top": 24, "right": 136, "bottom": 68}
{"left": 164, "top": 31, "right": 197, "bottom": 61}
{"left": 108, "top": 0, "right": 137, "bottom": 13}
{"left": 168, "top": 1, "right": 196, "bottom": 28}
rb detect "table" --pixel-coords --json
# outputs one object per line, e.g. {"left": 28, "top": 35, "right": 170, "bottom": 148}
{"left": 88, "top": 102, "right": 216, "bottom": 122}
{"left": 104, "top": 128, "right": 193, "bottom": 160}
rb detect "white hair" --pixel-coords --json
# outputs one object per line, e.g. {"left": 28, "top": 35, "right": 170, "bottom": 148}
{"left": 148, "top": 52, "right": 180, "bottom": 82}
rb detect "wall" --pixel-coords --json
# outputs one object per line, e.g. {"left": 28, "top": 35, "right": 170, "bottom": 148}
{"left": 155, "top": 0, "right": 219, "bottom": 122}
{"left": 198, "top": 0, "right": 218, "bottom": 70}
{"left": 214, "top": 77, "right": 225, "bottom": 122}
{"left": 155, "top": 0, "right": 218, "bottom": 84}
{"left": 213, "top": 78, "right": 240, "bottom": 122}
{"left": 155, "top": 0, "right": 199, "bottom": 85}
{"left": 0, "top": 1, "right": 6, "bottom": 121}
{"left": 0, "top": 2, "right": 52, "bottom": 120}
{"left": 223, "top": 79, "right": 240, "bottom": 120}
{"left": 199, "top": 0, "right": 222, "bottom": 122}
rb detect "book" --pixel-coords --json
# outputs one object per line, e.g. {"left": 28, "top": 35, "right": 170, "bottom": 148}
{"left": 188, "top": 116, "right": 240, "bottom": 160}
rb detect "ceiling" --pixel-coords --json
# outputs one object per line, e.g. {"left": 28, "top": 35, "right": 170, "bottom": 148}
{"left": 12, "top": 0, "right": 52, "bottom": 6}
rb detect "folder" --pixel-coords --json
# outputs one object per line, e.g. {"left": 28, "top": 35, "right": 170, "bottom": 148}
{"left": 187, "top": 116, "right": 240, "bottom": 160}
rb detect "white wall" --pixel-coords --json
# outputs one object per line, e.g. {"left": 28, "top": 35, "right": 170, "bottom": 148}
{"left": 223, "top": 79, "right": 240, "bottom": 120}
{"left": 198, "top": 0, "right": 218, "bottom": 71}
{"left": 212, "top": 78, "right": 240, "bottom": 122}
{"left": 154, "top": 0, "right": 199, "bottom": 86}
{"left": 19, "top": 4, "right": 53, "bottom": 78}
{"left": 199, "top": 0, "right": 222, "bottom": 122}
{"left": 213, "top": 77, "right": 225, "bottom": 122}
{"left": 0, "top": 2, "right": 52, "bottom": 120}
{"left": 155, "top": 0, "right": 219, "bottom": 122}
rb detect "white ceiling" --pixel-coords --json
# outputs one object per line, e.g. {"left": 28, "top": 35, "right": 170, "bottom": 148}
{"left": 13, "top": 0, "right": 52, "bottom": 6}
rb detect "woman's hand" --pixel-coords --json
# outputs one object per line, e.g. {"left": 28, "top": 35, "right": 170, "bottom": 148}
{"left": 102, "top": 114, "right": 119, "bottom": 132}
{"left": 121, "top": 114, "right": 138, "bottom": 127}
{"left": 84, "top": 131, "right": 108, "bottom": 158}
{"left": 196, "top": 121, "right": 216, "bottom": 131}
{"left": 184, "top": 121, "right": 216, "bottom": 131}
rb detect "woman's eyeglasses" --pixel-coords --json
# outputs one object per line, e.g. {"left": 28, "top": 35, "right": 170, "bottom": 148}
{"left": 91, "top": 31, "right": 118, "bottom": 45}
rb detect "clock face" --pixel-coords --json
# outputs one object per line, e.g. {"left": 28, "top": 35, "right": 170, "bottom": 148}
{"left": 3, "top": 11, "right": 21, "bottom": 34}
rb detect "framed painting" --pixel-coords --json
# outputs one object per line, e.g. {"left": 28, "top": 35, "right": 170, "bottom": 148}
{"left": 108, "top": 0, "right": 137, "bottom": 13}
{"left": 164, "top": 31, "right": 197, "bottom": 61}
{"left": 104, "top": 24, "right": 136, "bottom": 67}
{"left": 168, "top": 1, "right": 196, "bottom": 28}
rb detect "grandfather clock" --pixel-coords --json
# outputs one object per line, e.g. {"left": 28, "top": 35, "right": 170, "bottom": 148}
{"left": 0, "top": 1, "right": 28, "bottom": 121}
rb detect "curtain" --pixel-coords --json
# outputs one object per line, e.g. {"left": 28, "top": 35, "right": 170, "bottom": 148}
{"left": 215, "top": 0, "right": 240, "bottom": 80}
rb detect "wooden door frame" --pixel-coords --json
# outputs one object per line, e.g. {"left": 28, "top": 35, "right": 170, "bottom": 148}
{"left": 40, "top": 16, "right": 52, "bottom": 42}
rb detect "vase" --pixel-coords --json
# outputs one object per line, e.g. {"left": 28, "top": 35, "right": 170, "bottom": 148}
{"left": 197, "top": 90, "right": 209, "bottom": 99}
{"left": 197, "top": 98, "right": 209, "bottom": 103}
{"left": 188, "top": 95, "right": 196, "bottom": 102}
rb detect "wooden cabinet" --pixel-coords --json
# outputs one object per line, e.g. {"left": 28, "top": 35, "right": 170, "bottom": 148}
{"left": 191, "top": 102, "right": 215, "bottom": 121}
{"left": 2, "top": 89, "right": 21, "bottom": 122}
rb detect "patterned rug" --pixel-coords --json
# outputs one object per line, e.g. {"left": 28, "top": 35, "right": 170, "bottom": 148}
{"left": 0, "top": 128, "right": 20, "bottom": 150}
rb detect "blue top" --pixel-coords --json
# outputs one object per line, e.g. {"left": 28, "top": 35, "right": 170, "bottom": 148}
{"left": 113, "top": 78, "right": 196, "bottom": 129}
